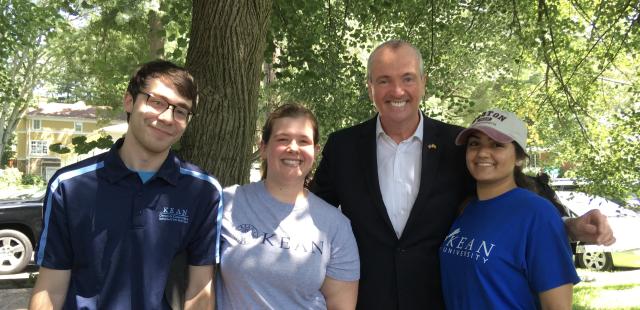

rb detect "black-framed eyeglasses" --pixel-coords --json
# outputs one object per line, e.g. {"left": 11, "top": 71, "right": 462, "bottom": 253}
{"left": 141, "top": 92, "right": 194, "bottom": 123}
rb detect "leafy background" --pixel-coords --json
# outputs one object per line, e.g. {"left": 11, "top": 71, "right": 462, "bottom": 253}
{"left": 1, "top": 0, "right": 638, "bottom": 203}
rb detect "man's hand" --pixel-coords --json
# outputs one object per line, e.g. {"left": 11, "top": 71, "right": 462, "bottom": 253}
{"left": 566, "top": 209, "right": 616, "bottom": 245}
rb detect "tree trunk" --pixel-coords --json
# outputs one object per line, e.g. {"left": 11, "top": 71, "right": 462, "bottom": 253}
{"left": 148, "top": 9, "right": 165, "bottom": 59}
{"left": 0, "top": 140, "right": 5, "bottom": 166}
{"left": 181, "top": 0, "right": 272, "bottom": 186}
{"left": 0, "top": 102, "right": 7, "bottom": 165}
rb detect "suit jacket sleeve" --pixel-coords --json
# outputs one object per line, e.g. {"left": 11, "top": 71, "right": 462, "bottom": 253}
{"left": 310, "top": 133, "right": 340, "bottom": 207}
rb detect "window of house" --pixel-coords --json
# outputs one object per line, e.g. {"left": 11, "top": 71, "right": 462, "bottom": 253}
{"left": 74, "top": 122, "right": 83, "bottom": 132}
{"left": 32, "top": 119, "right": 41, "bottom": 130}
{"left": 30, "top": 140, "right": 49, "bottom": 155}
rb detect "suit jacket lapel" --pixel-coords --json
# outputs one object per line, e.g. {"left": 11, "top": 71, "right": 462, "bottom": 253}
{"left": 358, "top": 116, "right": 397, "bottom": 238}
{"left": 402, "top": 114, "right": 443, "bottom": 235}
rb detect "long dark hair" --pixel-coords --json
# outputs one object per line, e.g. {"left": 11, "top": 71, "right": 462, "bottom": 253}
{"left": 513, "top": 143, "right": 530, "bottom": 188}
{"left": 522, "top": 172, "right": 570, "bottom": 217}
{"left": 513, "top": 146, "right": 570, "bottom": 216}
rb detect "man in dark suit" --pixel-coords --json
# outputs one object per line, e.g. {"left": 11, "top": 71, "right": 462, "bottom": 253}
{"left": 310, "top": 40, "right": 615, "bottom": 309}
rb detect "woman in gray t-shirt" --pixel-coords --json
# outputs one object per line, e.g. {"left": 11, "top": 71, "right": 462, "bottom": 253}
{"left": 217, "top": 103, "right": 360, "bottom": 309}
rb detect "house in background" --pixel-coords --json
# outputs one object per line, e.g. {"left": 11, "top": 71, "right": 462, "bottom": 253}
{"left": 14, "top": 101, "right": 127, "bottom": 181}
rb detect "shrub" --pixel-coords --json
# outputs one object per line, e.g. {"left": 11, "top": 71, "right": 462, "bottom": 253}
{"left": 22, "top": 174, "right": 45, "bottom": 186}
{"left": 0, "top": 168, "right": 23, "bottom": 187}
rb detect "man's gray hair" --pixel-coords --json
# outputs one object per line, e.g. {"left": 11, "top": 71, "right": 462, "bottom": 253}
{"left": 366, "top": 39, "right": 425, "bottom": 81}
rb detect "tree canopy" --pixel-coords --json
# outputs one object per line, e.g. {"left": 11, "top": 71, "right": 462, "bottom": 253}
{"left": 3, "top": 0, "right": 638, "bottom": 202}
{"left": 0, "top": 0, "right": 61, "bottom": 166}
{"left": 266, "top": 0, "right": 640, "bottom": 201}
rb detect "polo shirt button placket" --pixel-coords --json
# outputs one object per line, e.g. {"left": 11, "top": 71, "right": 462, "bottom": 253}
{"left": 132, "top": 192, "right": 146, "bottom": 228}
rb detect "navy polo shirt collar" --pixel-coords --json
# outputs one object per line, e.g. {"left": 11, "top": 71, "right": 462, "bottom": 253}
{"left": 155, "top": 152, "right": 181, "bottom": 185}
{"left": 103, "top": 138, "right": 181, "bottom": 186}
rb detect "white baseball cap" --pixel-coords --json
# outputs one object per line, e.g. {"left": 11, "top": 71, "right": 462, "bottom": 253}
{"left": 455, "top": 108, "right": 528, "bottom": 152}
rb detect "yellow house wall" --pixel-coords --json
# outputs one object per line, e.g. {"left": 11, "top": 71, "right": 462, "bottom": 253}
{"left": 15, "top": 118, "right": 98, "bottom": 159}
{"left": 20, "top": 118, "right": 97, "bottom": 133}
{"left": 43, "top": 119, "right": 77, "bottom": 131}
{"left": 16, "top": 132, "right": 27, "bottom": 158}
{"left": 16, "top": 119, "right": 27, "bottom": 131}
{"left": 15, "top": 116, "right": 126, "bottom": 177}
{"left": 43, "top": 119, "right": 99, "bottom": 133}
{"left": 84, "top": 122, "right": 99, "bottom": 132}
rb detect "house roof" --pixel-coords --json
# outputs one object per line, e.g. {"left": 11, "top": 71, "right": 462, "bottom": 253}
{"left": 97, "top": 122, "right": 128, "bottom": 134}
{"left": 87, "top": 122, "right": 128, "bottom": 140}
{"left": 27, "top": 102, "right": 101, "bottom": 119}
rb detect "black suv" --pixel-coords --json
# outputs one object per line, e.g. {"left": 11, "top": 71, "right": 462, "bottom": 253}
{"left": 0, "top": 191, "right": 43, "bottom": 274}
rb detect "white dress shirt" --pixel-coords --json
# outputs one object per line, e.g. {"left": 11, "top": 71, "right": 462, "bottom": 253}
{"left": 376, "top": 114, "right": 423, "bottom": 238}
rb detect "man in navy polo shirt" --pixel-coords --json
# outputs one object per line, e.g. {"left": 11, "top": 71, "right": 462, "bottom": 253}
{"left": 30, "top": 60, "right": 220, "bottom": 309}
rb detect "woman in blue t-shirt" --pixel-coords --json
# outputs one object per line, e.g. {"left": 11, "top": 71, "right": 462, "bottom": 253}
{"left": 439, "top": 108, "right": 580, "bottom": 309}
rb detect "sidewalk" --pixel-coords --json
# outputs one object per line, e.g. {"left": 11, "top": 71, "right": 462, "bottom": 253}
{"left": 0, "top": 288, "right": 30, "bottom": 310}
{"left": 0, "top": 265, "right": 35, "bottom": 310}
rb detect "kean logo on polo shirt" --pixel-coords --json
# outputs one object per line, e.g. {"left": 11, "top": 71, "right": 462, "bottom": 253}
{"left": 159, "top": 207, "right": 189, "bottom": 224}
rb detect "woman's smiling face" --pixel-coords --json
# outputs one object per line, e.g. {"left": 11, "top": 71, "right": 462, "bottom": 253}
{"left": 465, "top": 130, "right": 518, "bottom": 187}
{"left": 261, "top": 116, "right": 318, "bottom": 184}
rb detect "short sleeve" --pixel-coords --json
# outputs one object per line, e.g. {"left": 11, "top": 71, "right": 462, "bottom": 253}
{"left": 186, "top": 187, "right": 221, "bottom": 266}
{"left": 36, "top": 180, "right": 73, "bottom": 269}
{"left": 526, "top": 203, "right": 580, "bottom": 292}
{"left": 325, "top": 215, "right": 360, "bottom": 282}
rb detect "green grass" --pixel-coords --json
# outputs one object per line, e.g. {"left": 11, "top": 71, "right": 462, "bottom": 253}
{"left": 574, "top": 283, "right": 640, "bottom": 309}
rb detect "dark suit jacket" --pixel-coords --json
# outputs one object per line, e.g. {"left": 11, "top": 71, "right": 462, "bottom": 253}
{"left": 311, "top": 114, "right": 474, "bottom": 310}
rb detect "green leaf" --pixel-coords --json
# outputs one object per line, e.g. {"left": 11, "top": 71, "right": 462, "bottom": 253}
{"left": 177, "top": 37, "right": 188, "bottom": 47}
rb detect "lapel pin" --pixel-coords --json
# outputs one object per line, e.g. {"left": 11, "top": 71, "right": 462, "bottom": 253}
{"left": 427, "top": 144, "right": 437, "bottom": 150}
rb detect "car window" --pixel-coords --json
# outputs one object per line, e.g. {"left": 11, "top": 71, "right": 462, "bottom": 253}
{"left": 0, "top": 189, "right": 46, "bottom": 201}
{"left": 556, "top": 191, "right": 638, "bottom": 218}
